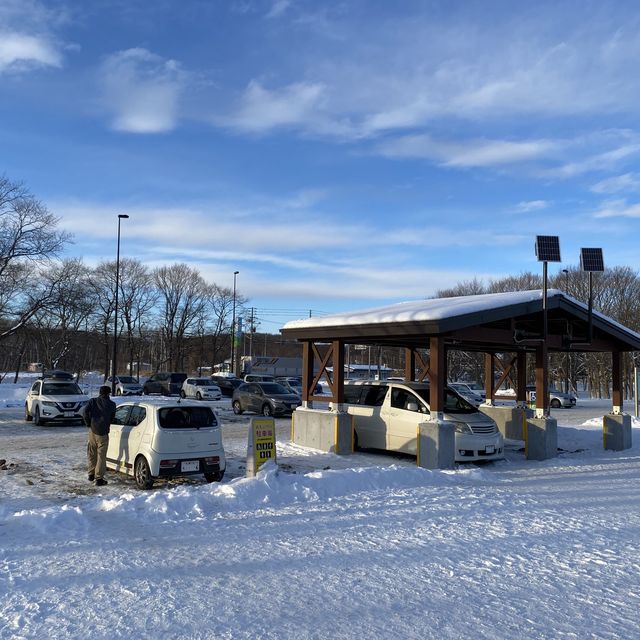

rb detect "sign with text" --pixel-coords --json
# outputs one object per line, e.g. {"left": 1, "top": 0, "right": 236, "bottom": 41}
{"left": 246, "top": 417, "right": 277, "bottom": 477}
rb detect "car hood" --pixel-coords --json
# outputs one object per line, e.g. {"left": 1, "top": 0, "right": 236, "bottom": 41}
{"left": 40, "top": 394, "right": 87, "bottom": 402}
{"left": 268, "top": 393, "right": 301, "bottom": 402}
{"left": 445, "top": 411, "right": 495, "bottom": 426}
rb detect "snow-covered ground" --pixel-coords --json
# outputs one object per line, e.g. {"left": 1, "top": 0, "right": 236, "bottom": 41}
{"left": 1, "top": 377, "right": 640, "bottom": 639}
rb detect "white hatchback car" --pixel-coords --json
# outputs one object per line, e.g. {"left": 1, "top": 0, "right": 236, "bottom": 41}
{"left": 106, "top": 400, "right": 226, "bottom": 489}
{"left": 181, "top": 378, "right": 222, "bottom": 401}
{"left": 25, "top": 378, "right": 89, "bottom": 425}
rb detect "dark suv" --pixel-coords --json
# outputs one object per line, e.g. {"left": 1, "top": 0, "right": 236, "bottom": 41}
{"left": 142, "top": 372, "right": 187, "bottom": 396}
{"left": 232, "top": 382, "right": 301, "bottom": 416}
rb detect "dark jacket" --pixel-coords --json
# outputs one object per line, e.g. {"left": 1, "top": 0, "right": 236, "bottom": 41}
{"left": 83, "top": 395, "right": 116, "bottom": 436}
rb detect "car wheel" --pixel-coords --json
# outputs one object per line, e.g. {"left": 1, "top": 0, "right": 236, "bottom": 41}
{"left": 204, "top": 470, "right": 225, "bottom": 483}
{"left": 142, "top": 387, "right": 150, "bottom": 395}
{"left": 180, "top": 390, "right": 186, "bottom": 399}
{"left": 232, "top": 400, "right": 243, "bottom": 415}
{"left": 550, "top": 398, "right": 561, "bottom": 409}
{"left": 196, "top": 391, "right": 203, "bottom": 400}
{"left": 262, "top": 404, "right": 273, "bottom": 417}
{"left": 34, "top": 406, "right": 45, "bottom": 426}
{"left": 134, "top": 456, "right": 154, "bottom": 490}
{"left": 25, "top": 403, "right": 33, "bottom": 422}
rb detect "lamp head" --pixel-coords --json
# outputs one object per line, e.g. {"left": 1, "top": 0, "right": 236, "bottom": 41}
{"left": 118, "top": 214, "right": 129, "bottom": 219}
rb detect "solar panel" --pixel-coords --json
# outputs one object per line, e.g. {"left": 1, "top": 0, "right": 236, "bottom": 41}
{"left": 535, "top": 235, "right": 561, "bottom": 262}
{"left": 580, "top": 247, "right": 604, "bottom": 272}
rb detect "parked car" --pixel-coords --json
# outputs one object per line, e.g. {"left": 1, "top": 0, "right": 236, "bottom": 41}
{"left": 276, "top": 376, "right": 323, "bottom": 396}
{"left": 106, "top": 400, "right": 226, "bottom": 489}
{"left": 451, "top": 381, "right": 486, "bottom": 400}
{"left": 41, "top": 369, "right": 75, "bottom": 380}
{"left": 449, "top": 382, "right": 484, "bottom": 407}
{"left": 526, "top": 385, "right": 577, "bottom": 408}
{"left": 232, "top": 382, "right": 302, "bottom": 416}
{"left": 344, "top": 380, "right": 503, "bottom": 463}
{"left": 210, "top": 375, "right": 244, "bottom": 397}
{"left": 244, "top": 374, "right": 276, "bottom": 383}
{"left": 25, "top": 378, "right": 89, "bottom": 426}
{"left": 142, "top": 372, "right": 187, "bottom": 396}
{"left": 107, "top": 375, "right": 143, "bottom": 396}
{"left": 181, "top": 378, "right": 222, "bottom": 401}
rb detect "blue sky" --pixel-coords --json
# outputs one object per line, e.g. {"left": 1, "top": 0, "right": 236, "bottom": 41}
{"left": 2, "top": 0, "right": 640, "bottom": 330}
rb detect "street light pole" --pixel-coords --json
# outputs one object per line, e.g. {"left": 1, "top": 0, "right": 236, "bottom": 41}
{"left": 231, "top": 271, "right": 239, "bottom": 376}
{"left": 563, "top": 269, "right": 569, "bottom": 394}
{"left": 111, "top": 214, "right": 129, "bottom": 394}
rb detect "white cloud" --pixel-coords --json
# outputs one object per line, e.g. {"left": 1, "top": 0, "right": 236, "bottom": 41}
{"left": 266, "top": 0, "right": 292, "bottom": 19}
{"left": 513, "top": 200, "right": 549, "bottom": 213}
{"left": 0, "top": 32, "right": 62, "bottom": 72}
{"left": 219, "top": 80, "right": 331, "bottom": 134}
{"left": 591, "top": 173, "right": 640, "bottom": 194}
{"left": 100, "top": 48, "right": 186, "bottom": 133}
{"left": 593, "top": 198, "right": 640, "bottom": 218}
{"left": 376, "top": 135, "right": 557, "bottom": 167}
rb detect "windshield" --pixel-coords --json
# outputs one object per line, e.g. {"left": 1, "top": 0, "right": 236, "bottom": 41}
{"left": 260, "top": 383, "right": 290, "bottom": 395}
{"left": 158, "top": 406, "right": 217, "bottom": 429}
{"left": 193, "top": 379, "right": 211, "bottom": 386}
{"left": 42, "top": 383, "right": 83, "bottom": 395}
{"left": 412, "top": 387, "right": 477, "bottom": 414}
{"left": 118, "top": 376, "right": 137, "bottom": 383}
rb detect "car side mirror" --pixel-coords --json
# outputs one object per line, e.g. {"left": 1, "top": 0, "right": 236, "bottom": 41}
{"left": 406, "top": 402, "right": 419, "bottom": 412}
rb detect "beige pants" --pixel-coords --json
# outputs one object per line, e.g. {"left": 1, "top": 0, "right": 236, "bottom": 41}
{"left": 87, "top": 432, "right": 109, "bottom": 480}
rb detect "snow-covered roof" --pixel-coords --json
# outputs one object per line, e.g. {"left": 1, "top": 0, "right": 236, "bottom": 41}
{"left": 283, "top": 290, "right": 555, "bottom": 330}
{"left": 281, "top": 289, "right": 640, "bottom": 349}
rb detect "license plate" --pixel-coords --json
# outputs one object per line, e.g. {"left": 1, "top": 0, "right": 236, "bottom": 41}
{"left": 64, "top": 411, "right": 74, "bottom": 417}
{"left": 485, "top": 445, "right": 495, "bottom": 454}
{"left": 181, "top": 460, "right": 199, "bottom": 472}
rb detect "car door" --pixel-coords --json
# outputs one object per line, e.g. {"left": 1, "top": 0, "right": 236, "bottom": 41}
{"left": 107, "top": 405, "right": 133, "bottom": 472}
{"left": 349, "top": 385, "right": 388, "bottom": 450}
{"left": 26, "top": 380, "right": 42, "bottom": 414}
{"left": 124, "top": 405, "right": 148, "bottom": 457}
{"left": 382, "top": 387, "right": 427, "bottom": 454}
{"left": 247, "top": 384, "right": 263, "bottom": 413}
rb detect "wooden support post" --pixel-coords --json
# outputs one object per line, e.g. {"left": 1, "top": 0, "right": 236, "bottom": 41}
{"left": 516, "top": 351, "right": 527, "bottom": 405}
{"left": 612, "top": 351, "right": 623, "bottom": 414}
{"left": 301, "top": 341, "right": 314, "bottom": 405}
{"left": 484, "top": 353, "right": 495, "bottom": 404}
{"left": 429, "top": 337, "right": 445, "bottom": 415}
{"left": 405, "top": 348, "right": 416, "bottom": 382}
{"left": 535, "top": 343, "right": 549, "bottom": 417}
{"left": 333, "top": 340, "right": 345, "bottom": 405}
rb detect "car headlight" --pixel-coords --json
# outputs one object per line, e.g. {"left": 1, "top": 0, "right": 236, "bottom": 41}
{"left": 42, "top": 401, "right": 58, "bottom": 407}
{"left": 452, "top": 421, "right": 473, "bottom": 434}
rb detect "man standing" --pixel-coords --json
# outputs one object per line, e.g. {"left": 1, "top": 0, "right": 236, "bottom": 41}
{"left": 83, "top": 385, "right": 116, "bottom": 486}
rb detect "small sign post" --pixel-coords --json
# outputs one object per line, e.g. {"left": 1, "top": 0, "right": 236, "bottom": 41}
{"left": 246, "top": 417, "right": 277, "bottom": 477}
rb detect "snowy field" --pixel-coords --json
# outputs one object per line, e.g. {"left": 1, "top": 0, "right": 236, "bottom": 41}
{"left": 1, "top": 376, "right": 640, "bottom": 639}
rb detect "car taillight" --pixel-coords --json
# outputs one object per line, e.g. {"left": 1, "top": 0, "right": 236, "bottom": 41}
{"left": 159, "top": 459, "right": 178, "bottom": 468}
{"left": 204, "top": 456, "right": 220, "bottom": 464}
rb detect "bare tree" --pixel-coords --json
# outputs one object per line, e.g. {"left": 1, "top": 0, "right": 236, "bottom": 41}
{"left": 0, "top": 176, "right": 71, "bottom": 340}
{"left": 153, "top": 264, "right": 209, "bottom": 371}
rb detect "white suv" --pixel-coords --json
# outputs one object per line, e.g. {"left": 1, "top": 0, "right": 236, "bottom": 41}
{"left": 106, "top": 400, "right": 226, "bottom": 489}
{"left": 181, "top": 378, "right": 222, "bottom": 401}
{"left": 25, "top": 379, "right": 89, "bottom": 426}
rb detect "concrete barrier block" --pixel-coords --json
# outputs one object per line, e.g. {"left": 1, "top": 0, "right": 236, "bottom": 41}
{"left": 417, "top": 420, "right": 455, "bottom": 470}
{"left": 292, "top": 408, "right": 353, "bottom": 455}
{"left": 526, "top": 417, "right": 557, "bottom": 461}
{"left": 480, "top": 405, "right": 532, "bottom": 440}
{"left": 603, "top": 413, "right": 632, "bottom": 451}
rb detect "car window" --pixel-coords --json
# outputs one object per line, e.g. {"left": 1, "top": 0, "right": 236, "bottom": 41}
{"left": 260, "top": 383, "right": 288, "bottom": 394}
{"left": 118, "top": 376, "right": 137, "bottom": 384}
{"left": 443, "top": 389, "right": 476, "bottom": 414}
{"left": 343, "top": 385, "right": 364, "bottom": 404}
{"left": 128, "top": 406, "right": 146, "bottom": 426}
{"left": 194, "top": 380, "right": 209, "bottom": 386}
{"left": 159, "top": 406, "right": 217, "bottom": 429}
{"left": 170, "top": 373, "right": 187, "bottom": 383}
{"left": 113, "top": 406, "right": 132, "bottom": 425}
{"left": 363, "top": 385, "right": 388, "bottom": 406}
{"left": 31, "top": 381, "right": 41, "bottom": 394}
{"left": 42, "top": 382, "right": 82, "bottom": 395}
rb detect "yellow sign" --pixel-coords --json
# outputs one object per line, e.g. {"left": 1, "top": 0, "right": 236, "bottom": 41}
{"left": 249, "top": 417, "right": 277, "bottom": 475}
